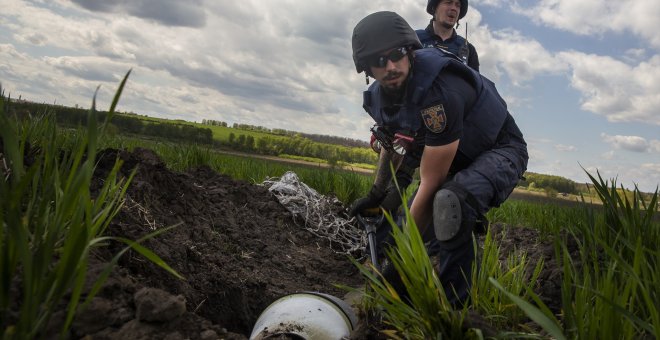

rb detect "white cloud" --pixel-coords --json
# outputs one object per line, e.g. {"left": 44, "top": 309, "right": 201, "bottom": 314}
{"left": 560, "top": 52, "right": 660, "bottom": 125}
{"left": 603, "top": 162, "right": 660, "bottom": 193}
{"left": 43, "top": 56, "right": 131, "bottom": 82}
{"left": 649, "top": 140, "right": 660, "bottom": 153}
{"left": 513, "top": 0, "right": 660, "bottom": 49}
{"left": 465, "top": 11, "right": 568, "bottom": 86}
{"left": 601, "top": 133, "right": 657, "bottom": 153}
{"left": 555, "top": 144, "right": 577, "bottom": 152}
{"left": 623, "top": 48, "right": 647, "bottom": 63}
{"left": 601, "top": 150, "right": 615, "bottom": 160}
{"left": 1, "top": 0, "right": 659, "bottom": 191}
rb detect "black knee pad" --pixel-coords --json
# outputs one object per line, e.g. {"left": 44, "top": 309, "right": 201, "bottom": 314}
{"left": 433, "top": 181, "right": 476, "bottom": 250}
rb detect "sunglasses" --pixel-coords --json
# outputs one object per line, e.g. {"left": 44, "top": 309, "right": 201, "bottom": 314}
{"left": 368, "top": 47, "right": 408, "bottom": 68}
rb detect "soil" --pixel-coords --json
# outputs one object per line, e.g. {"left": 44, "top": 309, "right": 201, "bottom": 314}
{"left": 33, "top": 147, "right": 569, "bottom": 339}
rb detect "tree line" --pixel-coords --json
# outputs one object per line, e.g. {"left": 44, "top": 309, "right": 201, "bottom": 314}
{"left": 519, "top": 172, "right": 578, "bottom": 195}
{"left": 224, "top": 132, "right": 377, "bottom": 165}
{"left": 205, "top": 122, "right": 370, "bottom": 148}
{"left": 5, "top": 99, "right": 376, "bottom": 165}
{"left": 8, "top": 97, "right": 631, "bottom": 196}
{"left": 7, "top": 100, "right": 214, "bottom": 145}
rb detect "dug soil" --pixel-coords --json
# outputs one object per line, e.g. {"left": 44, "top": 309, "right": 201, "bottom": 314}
{"left": 47, "top": 147, "right": 568, "bottom": 339}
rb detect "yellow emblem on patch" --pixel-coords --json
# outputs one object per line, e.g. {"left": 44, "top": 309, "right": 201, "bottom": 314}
{"left": 420, "top": 104, "right": 447, "bottom": 133}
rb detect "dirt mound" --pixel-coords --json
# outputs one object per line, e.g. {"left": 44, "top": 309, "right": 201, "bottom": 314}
{"left": 72, "top": 147, "right": 364, "bottom": 339}
{"left": 35, "top": 147, "right": 568, "bottom": 339}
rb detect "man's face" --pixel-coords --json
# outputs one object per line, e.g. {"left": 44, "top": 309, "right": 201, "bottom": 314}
{"left": 368, "top": 47, "right": 411, "bottom": 95}
{"left": 434, "top": 0, "right": 461, "bottom": 29}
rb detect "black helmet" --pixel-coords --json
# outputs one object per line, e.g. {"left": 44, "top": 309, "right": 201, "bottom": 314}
{"left": 351, "top": 11, "right": 422, "bottom": 74}
{"left": 427, "top": 0, "right": 468, "bottom": 20}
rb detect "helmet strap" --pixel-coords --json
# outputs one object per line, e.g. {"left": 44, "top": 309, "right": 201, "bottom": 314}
{"left": 366, "top": 73, "right": 370, "bottom": 85}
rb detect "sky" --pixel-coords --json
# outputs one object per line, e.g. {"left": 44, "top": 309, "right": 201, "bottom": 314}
{"left": 1, "top": 0, "right": 659, "bottom": 193}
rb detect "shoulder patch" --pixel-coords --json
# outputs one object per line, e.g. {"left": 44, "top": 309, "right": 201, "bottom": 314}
{"left": 420, "top": 104, "right": 447, "bottom": 133}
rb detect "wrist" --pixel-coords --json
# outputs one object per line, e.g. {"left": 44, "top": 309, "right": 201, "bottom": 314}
{"left": 368, "top": 185, "right": 386, "bottom": 201}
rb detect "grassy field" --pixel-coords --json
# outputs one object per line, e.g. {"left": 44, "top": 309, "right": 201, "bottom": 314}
{"left": 2, "top": 77, "right": 658, "bottom": 339}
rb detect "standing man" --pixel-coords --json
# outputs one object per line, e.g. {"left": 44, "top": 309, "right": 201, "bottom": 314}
{"left": 349, "top": 11, "right": 527, "bottom": 305}
{"left": 417, "top": 0, "right": 480, "bottom": 71}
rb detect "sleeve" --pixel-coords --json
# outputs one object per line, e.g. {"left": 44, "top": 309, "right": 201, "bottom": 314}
{"left": 418, "top": 83, "right": 464, "bottom": 147}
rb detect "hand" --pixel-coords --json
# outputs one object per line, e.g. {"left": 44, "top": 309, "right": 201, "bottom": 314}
{"left": 349, "top": 187, "right": 385, "bottom": 217}
{"left": 349, "top": 196, "right": 381, "bottom": 217}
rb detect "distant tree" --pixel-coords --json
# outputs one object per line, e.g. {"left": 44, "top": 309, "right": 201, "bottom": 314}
{"left": 256, "top": 138, "right": 268, "bottom": 153}
{"left": 245, "top": 135, "right": 255, "bottom": 151}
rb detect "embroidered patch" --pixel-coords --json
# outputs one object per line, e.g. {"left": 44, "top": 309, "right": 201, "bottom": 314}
{"left": 420, "top": 104, "right": 447, "bottom": 133}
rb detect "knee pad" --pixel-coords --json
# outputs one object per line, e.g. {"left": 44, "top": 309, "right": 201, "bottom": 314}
{"left": 433, "top": 189, "right": 462, "bottom": 242}
{"left": 432, "top": 181, "right": 478, "bottom": 249}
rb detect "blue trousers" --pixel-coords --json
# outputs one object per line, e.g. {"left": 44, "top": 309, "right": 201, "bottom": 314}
{"left": 377, "top": 143, "right": 528, "bottom": 306}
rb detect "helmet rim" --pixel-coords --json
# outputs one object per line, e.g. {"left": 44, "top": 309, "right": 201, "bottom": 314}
{"left": 351, "top": 11, "right": 422, "bottom": 74}
{"left": 426, "top": 0, "right": 468, "bottom": 20}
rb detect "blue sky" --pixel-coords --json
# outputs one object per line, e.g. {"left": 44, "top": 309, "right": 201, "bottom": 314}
{"left": 1, "top": 0, "right": 658, "bottom": 192}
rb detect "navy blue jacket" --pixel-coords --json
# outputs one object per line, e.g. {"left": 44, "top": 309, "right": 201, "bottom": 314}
{"left": 363, "top": 48, "right": 525, "bottom": 187}
{"left": 416, "top": 22, "right": 479, "bottom": 72}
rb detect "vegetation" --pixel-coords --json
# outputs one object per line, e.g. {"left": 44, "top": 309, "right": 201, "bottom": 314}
{"left": 7, "top": 100, "right": 214, "bottom": 145}
{"left": 3, "top": 76, "right": 658, "bottom": 339}
{"left": 356, "top": 172, "right": 658, "bottom": 339}
{"left": 520, "top": 172, "right": 579, "bottom": 195}
{"left": 0, "top": 76, "right": 180, "bottom": 339}
{"left": 206, "top": 121, "right": 370, "bottom": 148}
{"left": 11, "top": 97, "right": 654, "bottom": 200}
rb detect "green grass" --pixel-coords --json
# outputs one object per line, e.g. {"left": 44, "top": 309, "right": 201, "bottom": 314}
{"left": 351, "top": 171, "right": 658, "bottom": 339}
{"left": 0, "top": 73, "right": 181, "bottom": 339}
{"left": 206, "top": 124, "right": 283, "bottom": 142}
{"left": 486, "top": 196, "right": 595, "bottom": 239}
{"left": 4, "top": 72, "right": 657, "bottom": 339}
{"left": 353, "top": 206, "right": 473, "bottom": 339}
{"left": 96, "top": 134, "right": 375, "bottom": 204}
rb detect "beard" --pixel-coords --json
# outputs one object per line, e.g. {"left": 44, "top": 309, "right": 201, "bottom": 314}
{"left": 381, "top": 71, "right": 406, "bottom": 97}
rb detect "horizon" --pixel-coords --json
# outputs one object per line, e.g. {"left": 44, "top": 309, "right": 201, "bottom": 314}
{"left": 9, "top": 96, "right": 655, "bottom": 194}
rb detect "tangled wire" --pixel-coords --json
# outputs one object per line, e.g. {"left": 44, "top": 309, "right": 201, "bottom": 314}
{"left": 261, "top": 171, "right": 366, "bottom": 257}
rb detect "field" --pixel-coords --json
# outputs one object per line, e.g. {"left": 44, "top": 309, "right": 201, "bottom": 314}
{"left": 0, "top": 142, "right": 570, "bottom": 339}
{"left": 2, "top": 82, "right": 658, "bottom": 339}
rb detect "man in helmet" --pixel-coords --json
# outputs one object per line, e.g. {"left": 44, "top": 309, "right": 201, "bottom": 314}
{"left": 417, "top": 0, "right": 480, "bottom": 71}
{"left": 350, "top": 11, "right": 527, "bottom": 306}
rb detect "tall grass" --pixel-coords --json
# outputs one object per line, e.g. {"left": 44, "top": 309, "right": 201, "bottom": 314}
{"left": 354, "top": 207, "right": 473, "bottom": 339}
{"left": 353, "top": 171, "right": 658, "bottom": 339}
{"left": 470, "top": 228, "right": 544, "bottom": 333}
{"left": 486, "top": 198, "right": 593, "bottom": 239}
{"left": 0, "top": 75, "right": 180, "bottom": 339}
{"left": 491, "top": 172, "right": 658, "bottom": 339}
{"left": 555, "top": 173, "right": 659, "bottom": 339}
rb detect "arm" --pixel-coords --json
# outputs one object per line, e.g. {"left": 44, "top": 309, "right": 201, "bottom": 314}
{"left": 409, "top": 139, "right": 459, "bottom": 233}
{"left": 373, "top": 147, "right": 404, "bottom": 193}
{"left": 349, "top": 147, "right": 404, "bottom": 216}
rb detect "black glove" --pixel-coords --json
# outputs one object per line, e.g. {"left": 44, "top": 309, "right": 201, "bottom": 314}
{"left": 349, "top": 186, "right": 385, "bottom": 217}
